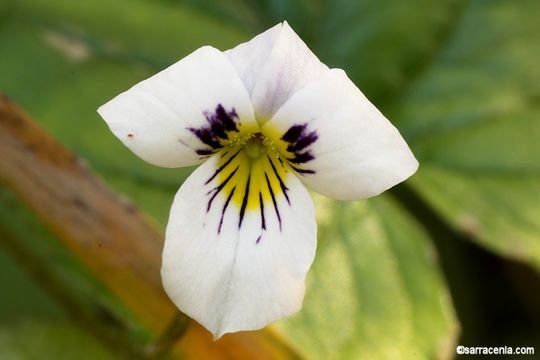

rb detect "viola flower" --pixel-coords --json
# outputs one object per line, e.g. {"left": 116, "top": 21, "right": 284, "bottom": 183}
{"left": 98, "top": 21, "right": 418, "bottom": 339}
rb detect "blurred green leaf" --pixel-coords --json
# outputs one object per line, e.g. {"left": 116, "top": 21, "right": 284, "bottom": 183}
{"left": 0, "top": 246, "right": 63, "bottom": 321}
{"left": 0, "top": 321, "right": 119, "bottom": 360}
{"left": 275, "top": 195, "right": 456, "bottom": 359}
{"left": 17, "top": 0, "right": 247, "bottom": 65}
{"left": 171, "top": 0, "right": 264, "bottom": 31}
{"left": 393, "top": 0, "right": 540, "bottom": 269}
{"left": 0, "top": 0, "right": 249, "bottom": 223}
{"left": 236, "top": 0, "right": 465, "bottom": 104}
{"left": 316, "top": 0, "right": 465, "bottom": 104}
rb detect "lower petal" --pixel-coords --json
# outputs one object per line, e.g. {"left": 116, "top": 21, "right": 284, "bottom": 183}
{"left": 161, "top": 155, "right": 316, "bottom": 338}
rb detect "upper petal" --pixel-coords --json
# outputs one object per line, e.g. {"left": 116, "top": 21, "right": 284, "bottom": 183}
{"left": 98, "top": 46, "right": 256, "bottom": 168}
{"left": 161, "top": 152, "right": 316, "bottom": 338}
{"left": 264, "top": 69, "right": 418, "bottom": 200}
{"left": 225, "top": 21, "right": 329, "bottom": 123}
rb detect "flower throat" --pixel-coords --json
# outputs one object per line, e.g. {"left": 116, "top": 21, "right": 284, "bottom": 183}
{"left": 190, "top": 104, "right": 317, "bottom": 233}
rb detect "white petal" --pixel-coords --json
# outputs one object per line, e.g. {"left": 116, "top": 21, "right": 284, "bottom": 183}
{"left": 98, "top": 46, "right": 256, "bottom": 168}
{"left": 264, "top": 69, "right": 419, "bottom": 200}
{"left": 225, "top": 21, "right": 329, "bottom": 122}
{"left": 161, "top": 153, "right": 316, "bottom": 338}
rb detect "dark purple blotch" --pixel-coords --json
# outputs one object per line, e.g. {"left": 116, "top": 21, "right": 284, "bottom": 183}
{"left": 281, "top": 123, "right": 318, "bottom": 172}
{"left": 188, "top": 104, "right": 239, "bottom": 155}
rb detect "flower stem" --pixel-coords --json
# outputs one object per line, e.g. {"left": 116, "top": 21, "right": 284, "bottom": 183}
{"left": 144, "top": 311, "right": 191, "bottom": 358}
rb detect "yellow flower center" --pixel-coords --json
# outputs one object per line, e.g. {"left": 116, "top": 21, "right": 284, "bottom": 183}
{"left": 215, "top": 127, "right": 290, "bottom": 214}
{"left": 194, "top": 104, "right": 317, "bottom": 232}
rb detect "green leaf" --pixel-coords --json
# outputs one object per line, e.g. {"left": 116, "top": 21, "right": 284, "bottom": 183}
{"left": 393, "top": 0, "right": 540, "bottom": 269}
{"left": 0, "top": 245, "right": 64, "bottom": 322}
{"left": 16, "top": 0, "right": 247, "bottom": 66}
{"left": 275, "top": 195, "right": 457, "bottom": 359}
{"left": 0, "top": 321, "right": 120, "bottom": 360}
{"left": 317, "top": 0, "right": 465, "bottom": 104}
{"left": 0, "top": 0, "right": 248, "bottom": 223}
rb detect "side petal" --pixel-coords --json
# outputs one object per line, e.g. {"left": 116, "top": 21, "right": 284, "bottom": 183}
{"left": 161, "top": 154, "right": 316, "bottom": 338}
{"left": 225, "top": 21, "right": 329, "bottom": 122}
{"left": 98, "top": 46, "right": 256, "bottom": 168}
{"left": 264, "top": 69, "right": 419, "bottom": 200}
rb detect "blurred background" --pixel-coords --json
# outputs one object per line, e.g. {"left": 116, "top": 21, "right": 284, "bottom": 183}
{"left": 1, "top": 0, "right": 539, "bottom": 359}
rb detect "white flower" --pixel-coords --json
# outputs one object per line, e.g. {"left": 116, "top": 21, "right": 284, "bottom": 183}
{"left": 98, "top": 21, "right": 418, "bottom": 339}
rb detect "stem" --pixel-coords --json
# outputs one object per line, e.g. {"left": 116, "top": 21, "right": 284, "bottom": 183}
{"left": 144, "top": 312, "right": 191, "bottom": 359}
